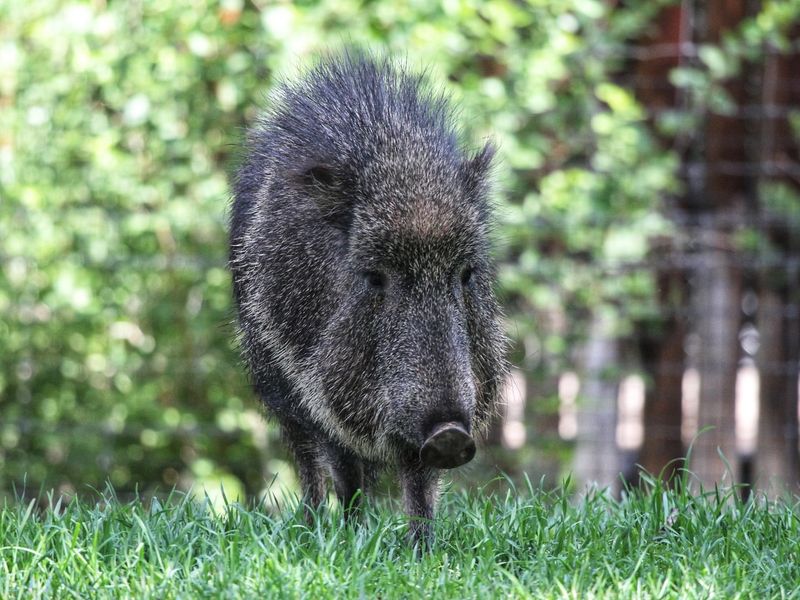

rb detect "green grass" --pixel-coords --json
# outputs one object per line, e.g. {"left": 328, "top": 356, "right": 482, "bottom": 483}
{"left": 2, "top": 477, "right": 800, "bottom": 599}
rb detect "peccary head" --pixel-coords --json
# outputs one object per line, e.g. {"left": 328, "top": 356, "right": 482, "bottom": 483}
{"left": 311, "top": 142, "right": 503, "bottom": 468}
{"left": 232, "top": 54, "right": 507, "bottom": 468}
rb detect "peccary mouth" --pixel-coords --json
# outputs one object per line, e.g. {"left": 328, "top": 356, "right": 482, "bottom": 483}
{"left": 419, "top": 422, "right": 476, "bottom": 469}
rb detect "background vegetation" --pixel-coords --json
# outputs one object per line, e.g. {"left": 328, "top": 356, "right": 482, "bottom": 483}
{"left": 2, "top": 0, "right": 799, "bottom": 503}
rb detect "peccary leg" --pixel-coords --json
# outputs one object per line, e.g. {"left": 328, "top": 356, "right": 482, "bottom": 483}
{"left": 399, "top": 465, "right": 440, "bottom": 546}
{"left": 362, "top": 460, "right": 380, "bottom": 494}
{"left": 326, "top": 443, "right": 366, "bottom": 519}
{"left": 296, "top": 448, "right": 326, "bottom": 511}
{"left": 281, "top": 422, "right": 326, "bottom": 516}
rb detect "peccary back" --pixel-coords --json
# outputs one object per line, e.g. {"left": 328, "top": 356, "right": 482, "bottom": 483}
{"left": 230, "top": 52, "right": 506, "bottom": 543}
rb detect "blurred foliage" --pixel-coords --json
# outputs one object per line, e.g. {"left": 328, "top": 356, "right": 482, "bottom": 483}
{"left": 663, "top": 0, "right": 800, "bottom": 137}
{"left": 1, "top": 0, "right": 795, "bottom": 500}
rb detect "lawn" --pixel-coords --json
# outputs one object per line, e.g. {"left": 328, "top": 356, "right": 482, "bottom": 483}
{"left": 2, "top": 477, "right": 799, "bottom": 599}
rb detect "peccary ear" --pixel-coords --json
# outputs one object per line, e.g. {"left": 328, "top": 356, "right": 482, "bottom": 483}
{"left": 461, "top": 142, "right": 496, "bottom": 196}
{"left": 296, "top": 162, "right": 353, "bottom": 231}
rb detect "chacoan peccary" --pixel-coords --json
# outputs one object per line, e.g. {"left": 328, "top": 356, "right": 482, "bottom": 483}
{"left": 230, "top": 52, "right": 507, "bottom": 544}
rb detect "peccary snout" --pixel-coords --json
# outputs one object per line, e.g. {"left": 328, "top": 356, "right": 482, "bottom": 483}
{"left": 420, "top": 422, "right": 476, "bottom": 469}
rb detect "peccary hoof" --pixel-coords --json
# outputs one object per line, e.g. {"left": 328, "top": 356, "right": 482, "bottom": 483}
{"left": 420, "top": 422, "right": 476, "bottom": 469}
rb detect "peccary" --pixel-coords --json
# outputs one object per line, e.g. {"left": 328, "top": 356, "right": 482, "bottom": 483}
{"left": 229, "top": 53, "right": 506, "bottom": 543}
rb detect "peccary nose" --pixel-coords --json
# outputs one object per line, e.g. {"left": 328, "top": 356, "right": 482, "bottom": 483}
{"left": 419, "top": 422, "right": 476, "bottom": 469}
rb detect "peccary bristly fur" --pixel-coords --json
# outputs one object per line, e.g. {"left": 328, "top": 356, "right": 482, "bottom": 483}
{"left": 230, "top": 53, "right": 507, "bottom": 544}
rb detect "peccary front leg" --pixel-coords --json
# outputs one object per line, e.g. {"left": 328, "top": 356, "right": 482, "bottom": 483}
{"left": 362, "top": 460, "right": 380, "bottom": 495}
{"left": 326, "top": 443, "right": 366, "bottom": 519}
{"left": 281, "top": 422, "right": 326, "bottom": 516}
{"left": 400, "top": 464, "right": 440, "bottom": 546}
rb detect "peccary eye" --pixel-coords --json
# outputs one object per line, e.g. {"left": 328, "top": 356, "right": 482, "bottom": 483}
{"left": 362, "top": 270, "right": 386, "bottom": 290}
{"left": 306, "top": 165, "right": 335, "bottom": 187}
{"left": 460, "top": 266, "right": 474, "bottom": 287}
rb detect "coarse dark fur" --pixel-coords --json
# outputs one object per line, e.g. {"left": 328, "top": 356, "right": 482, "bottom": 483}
{"left": 229, "top": 52, "right": 507, "bottom": 544}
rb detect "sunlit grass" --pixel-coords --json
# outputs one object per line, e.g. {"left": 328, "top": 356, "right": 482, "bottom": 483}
{"left": 2, "top": 476, "right": 799, "bottom": 598}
